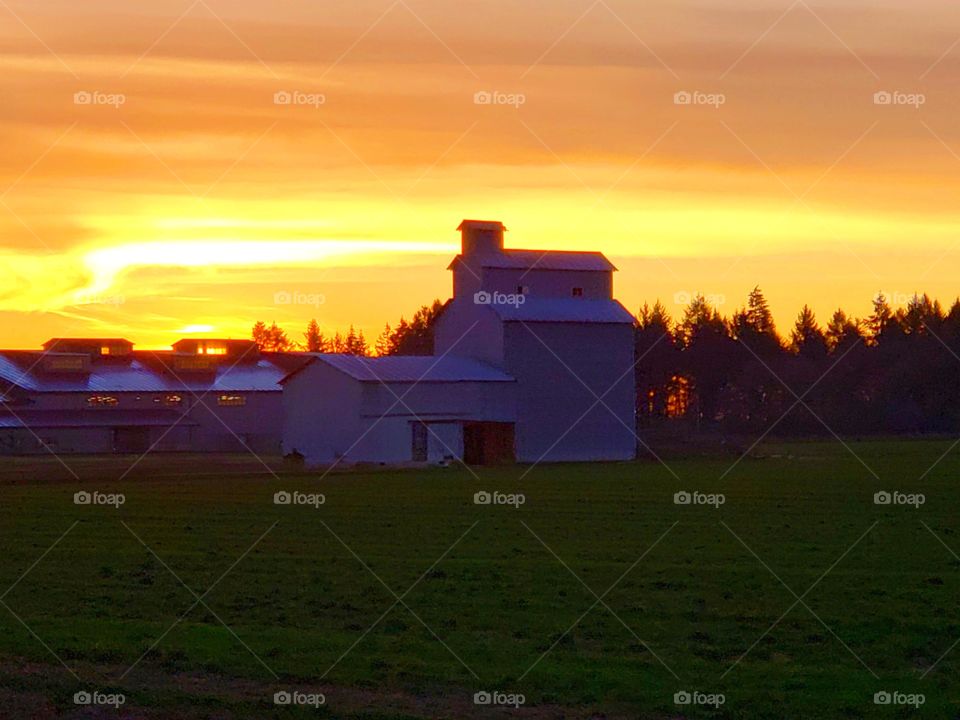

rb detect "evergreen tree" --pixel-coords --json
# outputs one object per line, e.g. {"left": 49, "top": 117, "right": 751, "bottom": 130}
{"left": 903, "top": 293, "right": 943, "bottom": 335}
{"left": 790, "top": 305, "right": 827, "bottom": 358}
{"left": 304, "top": 319, "right": 326, "bottom": 352}
{"left": 374, "top": 323, "right": 393, "bottom": 356}
{"left": 825, "top": 309, "right": 863, "bottom": 352}
{"left": 344, "top": 326, "right": 369, "bottom": 356}
{"left": 746, "top": 286, "right": 777, "bottom": 337}
{"left": 732, "top": 286, "right": 781, "bottom": 355}
{"left": 266, "top": 322, "right": 290, "bottom": 352}
{"left": 252, "top": 321, "right": 291, "bottom": 351}
{"left": 867, "top": 292, "right": 894, "bottom": 343}
{"left": 251, "top": 321, "right": 269, "bottom": 350}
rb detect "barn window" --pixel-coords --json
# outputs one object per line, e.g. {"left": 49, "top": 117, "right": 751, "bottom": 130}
{"left": 572, "top": 287, "right": 584, "bottom": 297}
{"left": 217, "top": 394, "right": 246, "bottom": 407}
{"left": 87, "top": 395, "right": 119, "bottom": 407}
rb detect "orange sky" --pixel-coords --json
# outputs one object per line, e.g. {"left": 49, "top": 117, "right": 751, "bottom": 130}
{"left": 2, "top": 0, "right": 960, "bottom": 348}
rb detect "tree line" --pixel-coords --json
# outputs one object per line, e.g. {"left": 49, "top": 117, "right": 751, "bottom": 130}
{"left": 250, "top": 300, "right": 444, "bottom": 356}
{"left": 637, "top": 288, "right": 960, "bottom": 435}
{"left": 253, "top": 288, "right": 960, "bottom": 436}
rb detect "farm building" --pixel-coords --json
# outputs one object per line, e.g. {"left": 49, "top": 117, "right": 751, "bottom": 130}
{"left": 0, "top": 337, "right": 305, "bottom": 455}
{"left": 281, "top": 220, "right": 637, "bottom": 465}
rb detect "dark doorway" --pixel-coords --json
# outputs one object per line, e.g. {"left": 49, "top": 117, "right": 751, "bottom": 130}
{"left": 114, "top": 427, "right": 150, "bottom": 454}
{"left": 463, "top": 422, "right": 516, "bottom": 465}
{"left": 411, "top": 422, "right": 428, "bottom": 461}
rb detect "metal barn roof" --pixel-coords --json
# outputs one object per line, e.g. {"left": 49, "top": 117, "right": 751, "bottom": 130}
{"left": 487, "top": 297, "right": 636, "bottom": 324}
{"left": 291, "top": 354, "right": 515, "bottom": 384}
{"left": 449, "top": 249, "right": 616, "bottom": 272}
{"left": 0, "top": 352, "right": 305, "bottom": 394}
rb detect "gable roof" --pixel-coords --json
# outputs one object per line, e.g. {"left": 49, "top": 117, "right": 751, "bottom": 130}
{"left": 487, "top": 297, "right": 636, "bottom": 324}
{"left": 283, "top": 354, "right": 514, "bottom": 384}
{"left": 448, "top": 249, "right": 616, "bottom": 272}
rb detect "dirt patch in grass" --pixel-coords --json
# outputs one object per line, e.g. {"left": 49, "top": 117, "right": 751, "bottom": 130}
{"left": 0, "top": 657, "right": 664, "bottom": 720}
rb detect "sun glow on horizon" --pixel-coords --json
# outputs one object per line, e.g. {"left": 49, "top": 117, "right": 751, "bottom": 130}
{"left": 2, "top": 0, "right": 960, "bottom": 349}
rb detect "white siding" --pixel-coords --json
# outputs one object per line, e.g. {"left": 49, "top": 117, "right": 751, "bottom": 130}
{"left": 282, "top": 361, "right": 516, "bottom": 467}
{"left": 282, "top": 361, "right": 364, "bottom": 464}
{"left": 502, "top": 322, "right": 636, "bottom": 462}
{"left": 483, "top": 268, "right": 611, "bottom": 299}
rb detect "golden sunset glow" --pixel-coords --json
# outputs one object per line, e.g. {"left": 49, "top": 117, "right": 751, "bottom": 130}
{"left": 2, "top": 0, "right": 960, "bottom": 347}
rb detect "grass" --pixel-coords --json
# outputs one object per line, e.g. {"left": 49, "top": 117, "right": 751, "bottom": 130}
{"left": 0, "top": 440, "right": 959, "bottom": 718}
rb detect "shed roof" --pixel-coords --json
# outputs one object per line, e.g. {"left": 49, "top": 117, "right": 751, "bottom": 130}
{"left": 284, "top": 354, "right": 514, "bottom": 384}
{"left": 487, "top": 297, "right": 636, "bottom": 324}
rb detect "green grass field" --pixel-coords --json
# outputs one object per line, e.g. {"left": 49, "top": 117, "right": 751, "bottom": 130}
{"left": 0, "top": 440, "right": 958, "bottom": 718}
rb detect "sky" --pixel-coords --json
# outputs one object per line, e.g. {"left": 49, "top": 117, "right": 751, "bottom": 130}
{"left": 1, "top": 0, "right": 959, "bottom": 348}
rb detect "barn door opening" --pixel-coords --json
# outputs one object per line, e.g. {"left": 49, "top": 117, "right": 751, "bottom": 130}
{"left": 463, "top": 422, "right": 515, "bottom": 465}
{"left": 411, "top": 422, "right": 428, "bottom": 461}
{"left": 114, "top": 427, "right": 150, "bottom": 454}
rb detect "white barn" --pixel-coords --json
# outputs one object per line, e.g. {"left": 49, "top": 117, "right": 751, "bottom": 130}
{"left": 282, "top": 220, "right": 637, "bottom": 466}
